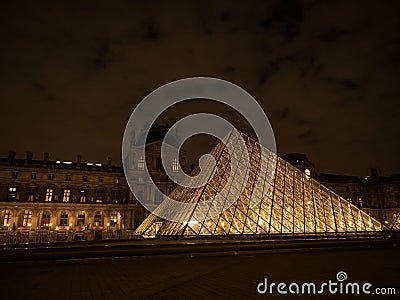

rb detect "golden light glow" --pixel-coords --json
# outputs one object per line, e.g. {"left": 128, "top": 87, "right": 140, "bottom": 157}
{"left": 136, "top": 132, "right": 384, "bottom": 237}
{"left": 392, "top": 214, "right": 400, "bottom": 230}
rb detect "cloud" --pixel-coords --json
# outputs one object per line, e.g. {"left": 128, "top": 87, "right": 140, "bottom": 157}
{"left": 317, "top": 27, "right": 349, "bottom": 42}
{"left": 91, "top": 40, "right": 115, "bottom": 71}
{"left": 258, "top": 56, "right": 295, "bottom": 85}
{"left": 143, "top": 21, "right": 161, "bottom": 41}
{"left": 297, "top": 129, "right": 319, "bottom": 144}
{"left": 300, "top": 55, "right": 324, "bottom": 78}
{"left": 339, "top": 79, "right": 360, "bottom": 89}
{"left": 280, "top": 107, "right": 289, "bottom": 120}
{"left": 260, "top": 0, "right": 305, "bottom": 40}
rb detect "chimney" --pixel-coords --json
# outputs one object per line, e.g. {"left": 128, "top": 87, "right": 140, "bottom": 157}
{"left": 26, "top": 151, "right": 33, "bottom": 163}
{"left": 108, "top": 157, "right": 112, "bottom": 169}
{"left": 8, "top": 150, "right": 16, "bottom": 161}
{"left": 44, "top": 152, "right": 49, "bottom": 164}
{"left": 77, "top": 154, "right": 82, "bottom": 167}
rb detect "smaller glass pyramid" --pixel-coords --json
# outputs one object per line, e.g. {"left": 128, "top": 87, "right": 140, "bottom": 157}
{"left": 135, "top": 131, "right": 385, "bottom": 237}
{"left": 391, "top": 212, "right": 400, "bottom": 230}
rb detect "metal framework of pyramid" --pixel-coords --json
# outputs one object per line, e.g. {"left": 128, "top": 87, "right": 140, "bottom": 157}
{"left": 391, "top": 213, "right": 400, "bottom": 230}
{"left": 135, "top": 131, "right": 384, "bottom": 237}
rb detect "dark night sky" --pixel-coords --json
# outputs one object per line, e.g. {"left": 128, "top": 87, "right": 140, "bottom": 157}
{"left": 0, "top": 0, "right": 399, "bottom": 177}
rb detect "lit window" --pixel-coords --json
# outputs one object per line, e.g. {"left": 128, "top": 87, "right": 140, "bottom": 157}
{"left": 60, "top": 211, "right": 69, "bottom": 226}
{"left": 304, "top": 169, "right": 311, "bottom": 177}
{"left": 110, "top": 212, "right": 118, "bottom": 226}
{"left": 96, "top": 191, "right": 103, "bottom": 203}
{"left": 45, "top": 188, "right": 53, "bottom": 202}
{"left": 27, "top": 187, "right": 35, "bottom": 201}
{"left": 22, "top": 210, "right": 32, "bottom": 227}
{"left": 93, "top": 211, "right": 103, "bottom": 227}
{"left": 347, "top": 197, "right": 352, "bottom": 203}
{"left": 79, "top": 190, "right": 87, "bottom": 203}
{"left": 31, "top": 172, "right": 36, "bottom": 179}
{"left": 41, "top": 211, "right": 51, "bottom": 229}
{"left": 138, "top": 156, "right": 145, "bottom": 170}
{"left": 63, "top": 189, "right": 71, "bottom": 202}
{"left": 3, "top": 210, "right": 12, "bottom": 227}
{"left": 77, "top": 212, "right": 85, "bottom": 226}
{"left": 172, "top": 158, "right": 179, "bottom": 172}
{"left": 114, "top": 178, "right": 119, "bottom": 184}
{"left": 7, "top": 187, "right": 18, "bottom": 200}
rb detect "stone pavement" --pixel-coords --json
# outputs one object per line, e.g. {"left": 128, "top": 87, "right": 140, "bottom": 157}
{"left": 0, "top": 243, "right": 399, "bottom": 299}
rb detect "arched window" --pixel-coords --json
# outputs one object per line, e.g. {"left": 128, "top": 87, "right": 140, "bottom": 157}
{"left": 110, "top": 212, "right": 119, "bottom": 226}
{"left": 41, "top": 211, "right": 51, "bottom": 229}
{"left": 20, "top": 210, "right": 32, "bottom": 227}
{"left": 60, "top": 211, "right": 69, "bottom": 226}
{"left": 93, "top": 211, "right": 103, "bottom": 227}
{"left": 2, "top": 210, "right": 12, "bottom": 227}
{"left": 77, "top": 211, "right": 85, "bottom": 226}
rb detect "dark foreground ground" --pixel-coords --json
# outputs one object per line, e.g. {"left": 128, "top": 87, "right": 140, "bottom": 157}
{"left": 0, "top": 239, "right": 399, "bottom": 300}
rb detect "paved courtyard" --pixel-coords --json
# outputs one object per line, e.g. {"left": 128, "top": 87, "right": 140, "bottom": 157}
{"left": 0, "top": 242, "right": 399, "bottom": 299}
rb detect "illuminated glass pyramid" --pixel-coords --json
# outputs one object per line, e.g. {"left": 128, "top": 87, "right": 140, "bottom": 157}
{"left": 391, "top": 213, "right": 400, "bottom": 230}
{"left": 135, "top": 131, "right": 384, "bottom": 237}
